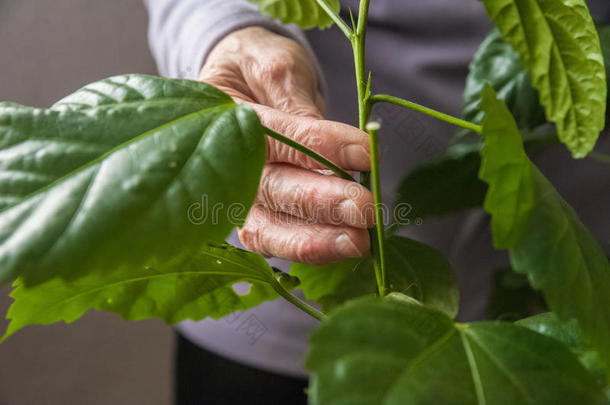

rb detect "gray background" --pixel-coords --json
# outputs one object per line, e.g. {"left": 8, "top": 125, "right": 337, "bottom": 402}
{"left": 0, "top": 1, "right": 173, "bottom": 404}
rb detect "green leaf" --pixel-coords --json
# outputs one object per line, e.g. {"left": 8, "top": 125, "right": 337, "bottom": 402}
{"left": 290, "top": 236, "right": 459, "bottom": 318}
{"left": 393, "top": 130, "right": 560, "bottom": 224}
{"left": 463, "top": 28, "right": 546, "bottom": 131}
{"left": 307, "top": 298, "right": 606, "bottom": 405}
{"left": 518, "top": 312, "right": 591, "bottom": 352}
{"left": 462, "top": 25, "right": 610, "bottom": 134}
{"left": 394, "top": 143, "right": 487, "bottom": 221}
{"left": 599, "top": 25, "right": 610, "bottom": 98}
{"left": 291, "top": 256, "right": 368, "bottom": 311}
{"left": 2, "top": 244, "right": 281, "bottom": 341}
{"left": 479, "top": 85, "right": 610, "bottom": 373}
{"left": 517, "top": 312, "right": 608, "bottom": 392}
{"left": 481, "top": 0, "right": 607, "bottom": 158}
{"left": 479, "top": 86, "right": 536, "bottom": 248}
{"left": 246, "top": 0, "right": 341, "bottom": 30}
{"left": 0, "top": 74, "right": 266, "bottom": 285}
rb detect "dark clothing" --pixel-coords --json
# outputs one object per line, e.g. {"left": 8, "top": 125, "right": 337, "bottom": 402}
{"left": 175, "top": 333, "right": 307, "bottom": 405}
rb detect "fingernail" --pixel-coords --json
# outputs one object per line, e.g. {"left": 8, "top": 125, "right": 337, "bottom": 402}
{"left": 340, "top": 144, "right": 369, "bottom": 170}
{"left": 335, "top": 233, "right": 362, "bottom": 258}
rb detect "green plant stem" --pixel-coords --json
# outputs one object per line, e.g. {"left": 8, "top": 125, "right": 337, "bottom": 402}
{"left": 264, "top": 126, "right": 354, "bottom": 181}
{"left": 371, "top": 94, "right": 483, "bottom": 134}
{"left": 353, "top": 0, "right": 370, "bottom": 131}
{"left": 314, "top": 0, "right": 354, "bottom": 39}
{"left": 352, "top": 1, "right": 371, "bottom": 195}
{"left": 270, "top": 279, "right": 326, "bottom": 321}
{"left": 351, "top": 0, "right": 386, "bottom": 297}
{"left": 366, "top": 123, "right": 387, "bottom": 297}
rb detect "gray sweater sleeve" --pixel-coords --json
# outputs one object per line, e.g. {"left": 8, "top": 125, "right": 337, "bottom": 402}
{"left": 143, "top": 0, "right": 320, "bottom": 81}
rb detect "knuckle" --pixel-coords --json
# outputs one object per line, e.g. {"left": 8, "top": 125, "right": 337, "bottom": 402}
{"left": 272, "top": 96, "right": 320, "bottom": 118}
{"left": 258, "top": 165, "right": 283, "bottom": 209}
{"left": 290, "top": 123, "right": 324, "bottom": 167}
{"left": 291, "top": 104, "right": 322, "bottom": 118}
{"left": 266, "top": 113, "right": 300, "bottom": 140}
{"left": 238, "top": 226, "right": 257, "bottom": 252}
{"left": 258, "top": 165, "right": 322, "bottom": 222}
{"left": 293, "top": 235, "right": 322, "bottom": 264}
{"left": 299, "top": 121, "right": 324, "bottom": 147}
{"left": 256, "top": 107, "right": 275, "bottom": 127}
{"left": 271, "top": 95, "right": 294, "bottom": 114}
{"left": 351, "top": 184, "right": 375, "bottom": 210}
{"left": 238, "top": 219, "right": 267, "bottom": 256}
{"left": 290, "top": 186, "right": 319, "bottom": 222}
{"left": 265, "top": 139, "right": 278, "bottom": 163}
{"left": 276, "top": 122, "right": 314, "bottom": 166}
{"left": 260, "top": 52, "right": 296, "bottom": 81}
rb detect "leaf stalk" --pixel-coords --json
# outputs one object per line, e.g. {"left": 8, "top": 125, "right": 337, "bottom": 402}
{"left": 264, "top": 126, "right": 354, "bottom": 181}
{"left": 371, "top": 94, "right": 483, "bottom": 134}
{"left": 270, "top": 278, "right": 326, "bottom": 321}
{"left": 314, "top": 0, "right": 354, "bottom": 39}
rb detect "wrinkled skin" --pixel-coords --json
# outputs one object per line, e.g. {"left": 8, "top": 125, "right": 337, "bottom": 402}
{"left": 200, "top": 27, "right": 374, "bottom": 265}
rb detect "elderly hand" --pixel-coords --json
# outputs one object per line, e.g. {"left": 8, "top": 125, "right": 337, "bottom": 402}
{"left": 199, "top": 27, "right": 374, "bottom": 265}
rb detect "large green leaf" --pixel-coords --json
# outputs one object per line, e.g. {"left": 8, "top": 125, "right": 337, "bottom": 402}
{"left": 394, "top": 143, "right": 487, "bottom": 221}
{"left": 290, "top": 236, "right": 459, "bottom": 318}
{"left": 600, "top": 25, "right": 610, "bottom": 100}
{"left": 246, "top": 0, "right": 340, "bottom": 30}
{"left": 463, "top": 28, "right": 546, "bottom": 131}
{"left": 0, "top": 74, "right": 266, "bottom": 285}
{"left": 479, "top": 87, "right": 536, "bottom": 248}
{"left": 517, "top": 312, "right": 609, "bottom": 394}
{"left": 481, "top": 0, "right": 607, "bottom": 157}
{"left": 406, "top": 23, "right": 609, "bottom": 224}
{"left": 307, "top": 298, "right": 606, "bottom": 405}
{"left": 479, "top": 85, "right": 610, "bottom": 372}
{"left": 1, "top": 244, "right": 292, "bottom": 341}
{"left": 463, "top": 25, "right": 610, "bottom": 131}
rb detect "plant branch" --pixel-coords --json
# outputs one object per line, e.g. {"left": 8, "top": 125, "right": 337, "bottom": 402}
{"left": 356, "top": 0, "right": 371, "bottom": 43}
{"left": 351, "top": 0, "right": 386, "bottom": 297}
{"left": 366, "top": 122, "right": 387, "bottom": 297}
{"left": 353, "top": 0, "right": 371, "bottom": 131}
{"left": 264, "top": 126, "right": 354, "bottom": 181}
{"left": 270, "top": 278, "right": 326, "bottom": 321}
{"left": 371, "top": 94, "right": 483, "bottom": 134}
{"left": 352, "top": 9, "right": 371, "bottom": 191}
{"left": 314, "top": 0, "right": 354, "bottom": 39}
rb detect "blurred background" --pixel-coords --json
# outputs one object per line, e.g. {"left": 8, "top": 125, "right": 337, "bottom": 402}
{"left": 0, "top": 1, "right": 173, "bottom": 404}
{"left": 0, "top": 1, "right": 608, "bottom": 404}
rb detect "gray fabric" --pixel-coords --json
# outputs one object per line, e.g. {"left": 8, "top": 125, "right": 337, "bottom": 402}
{"left": 144, "top": 0, "right": 610, "bottom": 377}
{"left": 143, "top": 0, "right": 318, "bottom": 80}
